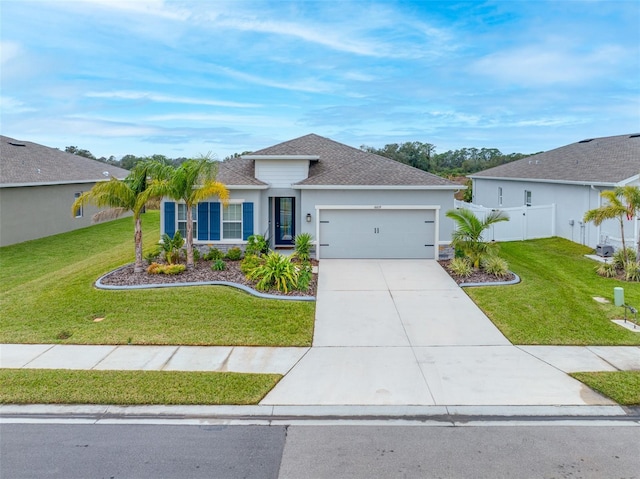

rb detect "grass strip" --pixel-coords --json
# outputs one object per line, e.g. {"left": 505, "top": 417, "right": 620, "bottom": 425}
{"left": 0, "top": 211, "right": 315, "bottom": 346}
{"left": 571, "top": 371, "right": 640, "bottom": 406}
{"left": 465, "top": 238, "right": 640, "bottom": 345}
{"left": 0, "top": 369, "right": 280, "bottom": 405}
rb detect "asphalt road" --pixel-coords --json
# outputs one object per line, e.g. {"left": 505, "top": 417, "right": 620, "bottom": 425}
{"left": 2, "top": 423, "right": 639, "bottom": 478}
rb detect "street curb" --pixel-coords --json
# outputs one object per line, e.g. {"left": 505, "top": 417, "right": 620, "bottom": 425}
{"left": 2, "top": 404, "right": 637, "bottom": 423}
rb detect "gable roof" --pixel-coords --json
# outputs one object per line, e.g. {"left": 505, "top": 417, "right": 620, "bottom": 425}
{"left": 0, "top": 135, "right": 130, "bottom": 187}
{"left": 470, "top": 134, "right": 640, "bottom": 185}
{"left": 220, "top": 133, "right": 458, "bottom": 188}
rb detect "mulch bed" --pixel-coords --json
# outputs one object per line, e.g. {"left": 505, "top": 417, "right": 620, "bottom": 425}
{"left": 98, "top": 259, "right": 318, "bottom": 297}
{"left": 438, "top": 260, "right": 516, "bottom": 285}
{"left": 98, "top": 259, "right": 510, "bottom": 297}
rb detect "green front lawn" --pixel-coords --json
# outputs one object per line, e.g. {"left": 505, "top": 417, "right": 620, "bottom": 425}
{"left": 571, "top": 371, "right": 640, "bottom": 406}
{"left": 465, "top": 238, "right": 640, "bottom": 345}
{"left": 0, "top": 369, "right": 280, "bottom": 405}
{"left": 0, "top": 212, "right": 315, "bottom": 346}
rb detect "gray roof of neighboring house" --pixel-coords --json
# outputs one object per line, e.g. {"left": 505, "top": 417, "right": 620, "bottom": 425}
{"left": 0, "top": 135, "right": 130, "bottom": 186}
{"left": 470, "top": 134, "right": 640, "bottom": 185}
{"left": 220, "top": 133, "right": 457, "bottom": 188}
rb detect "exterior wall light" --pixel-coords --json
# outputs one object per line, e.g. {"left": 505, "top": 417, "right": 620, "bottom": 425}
{"left": 306, "top": 213, "right": 312, "bottom": 223}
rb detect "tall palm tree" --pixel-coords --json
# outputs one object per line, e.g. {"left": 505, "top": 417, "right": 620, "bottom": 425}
{"left": 157, "top": 158, "right": 229, "bottom": 269}
{"left": 584, "top": 188, "right": 635, "bottom": 264}
{"left": 618, "top": 185, "right": 640, "bottom": 257}
{"left": 446, "top": 207, "right": 509, "bottom": 268}
{"left": 71, "top": 161, "right": 163, "bottom": 273}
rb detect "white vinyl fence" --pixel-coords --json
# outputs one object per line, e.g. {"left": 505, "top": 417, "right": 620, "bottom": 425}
{"left": 453, "top": 200, "right": 556, "bottom": 242}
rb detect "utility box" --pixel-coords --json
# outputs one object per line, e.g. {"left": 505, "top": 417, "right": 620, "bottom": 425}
{"left": 614, "top": 287, "right": 624, "bottom": 307}
{"left": 596, "top": 244, "right": 614, "bottom": 257}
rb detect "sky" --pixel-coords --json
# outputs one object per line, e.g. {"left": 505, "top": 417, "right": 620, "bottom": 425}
{"left": 1, "top": 0, "right": 639, "bottom": 160}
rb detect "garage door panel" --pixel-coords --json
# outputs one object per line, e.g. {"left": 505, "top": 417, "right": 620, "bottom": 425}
{"left": 319, "top": 209, "right": 435, "bottom": 259}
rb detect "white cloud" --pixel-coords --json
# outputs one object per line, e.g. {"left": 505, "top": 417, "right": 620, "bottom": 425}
{"left": 57, "top": 0, "right": 190, "bottom": 21}
{"left": 0, "top": 41, "right": 22, "bottom": 66}
{"left": 0, "top": 95, "right": 36, "bottom": 114}
{"left": 85, "top": 91, "right": 260, "bottom": 108}
{"left": 216, "top": 67, "right": 335, "bottom": 93}
{"left": 472, "top": 42, "right": 627, "bottom": 86}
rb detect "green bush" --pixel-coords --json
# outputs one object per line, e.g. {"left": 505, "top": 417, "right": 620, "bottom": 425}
{"left": 596, "top": 261, "right": 618, "bottom": 278}
{"left": 211, "top": 259, "right": 226, "bottom": 271}
{"left": 147, "top": 262, "right": 186, "bottom": 275}
{"left": 246, "top": 251, "right": 299, "bottom": 293}
{"left": 296, "top": 262, "right": 313, "bottom": 291}
{"left": 240, "top": 254, "right": 264, "bottom": 275}
{"left": 161, "top": 231, "right": 184, "bottom": 265}
{"left": 225, "top": 247, "right": 243, "bottom": 261}
{"left": 612, "top": 248, "right": 637, "bottom": 270}
{"left": 481, "top": 256, "right": 510, "bottom": 278}
{"left": 245, "top": 235, "right": 270, "bottom": 257}
{"left": 203, "top": 247, "right": 224, "bottom": 261}
{"left": 625, "top": 262, "right": 640, "bottom": 282}
{"left": 449, "top": 257, "right": 472, "bottom": 277}
{"left": 144, "top": 246, "right": 162, "bottom": 263}
{"left": 294, "top": 233, "right": 313, "bottom": 262}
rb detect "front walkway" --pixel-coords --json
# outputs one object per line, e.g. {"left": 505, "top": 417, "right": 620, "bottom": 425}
{"left": 261, "top": 260, "right": 637, "bottom": 406}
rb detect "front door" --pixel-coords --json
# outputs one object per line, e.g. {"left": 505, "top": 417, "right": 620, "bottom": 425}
{"left": 275, "top": 197, "right": 295, "bottom": 246}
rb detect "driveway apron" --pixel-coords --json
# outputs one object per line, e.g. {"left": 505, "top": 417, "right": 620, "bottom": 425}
{"left": 261, "top": 260, "right": 612, "bottom": 406}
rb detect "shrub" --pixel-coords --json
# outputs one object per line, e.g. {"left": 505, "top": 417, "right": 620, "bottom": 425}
{"left": 240, "top": 254, "right": 264, "bottom": 274}
{"left": 147, "top": 262, "right": 186, "bottom": 275}
{"left": 245, "top": 234, "right": 270, "bottom": 257}
{"left": 481, "top": 256, "right": 510, "bottom": 278}
{"left": 449, "top": 257, "right": 472, "bottom": 278}
{"left": 144, "top": 246, "right": 162, "bottom": 263}
{"left": 596, "top": 262, "right": 618, "bottom": 278}
{"left": 613, "top": 248, "right": 637, "bottom": 270}
{"left": 211, "top": 259, "right": 226, "bottom": 271}
{"left": 296, "top": 262, "right": 313, "bottom": 291}
{"left": 203, "top": 247, "right": 224, "bottom": 261}
{"left": 225, "top": 247, "right": 243, "bottom": 261}
{"left": 625, "top": 262, "right": 640, "bottom": 282}
{"left": 246, "top": 251, "right": 299, "bottom": 293}
{"left": 162, "top": 231, "right": 184, "bottom": 264}
{"left": 294, "top": 233, "right": 313, "bottom": 262}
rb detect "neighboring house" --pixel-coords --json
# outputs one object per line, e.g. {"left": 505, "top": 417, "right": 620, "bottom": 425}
{"left": 160, "top": 134, "right": 462, "bottom": 259}
{"left": 0, "top": 135, "right": 131, "bottom": 247}
{"left": 469, "top": 134, "right": 640, "bottom": 249}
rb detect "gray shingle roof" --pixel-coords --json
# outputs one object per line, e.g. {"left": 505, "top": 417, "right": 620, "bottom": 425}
{"left": 470, "top": 134, "right": 640, "bottom": 184}
{"left": 217, "top": 156, "right": 268, "bottom": 187}
{"left": 227, "top": 133, "right": 457, "bottom": 187}
{"left": 0, "top": 135, "right": 130, "bottom": 186}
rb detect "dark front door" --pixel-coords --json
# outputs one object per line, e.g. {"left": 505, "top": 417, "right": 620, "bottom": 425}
{"left": 275, "top": 197, "right": 295, "bottom": 245}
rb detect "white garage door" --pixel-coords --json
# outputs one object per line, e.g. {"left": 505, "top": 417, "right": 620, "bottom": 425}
{"left": 318, "top": 208, "right": 436, "bottom": 259}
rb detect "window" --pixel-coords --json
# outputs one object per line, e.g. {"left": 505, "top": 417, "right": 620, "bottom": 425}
{"left": 177, "top": 203, "right": 197, "bottom": 238}
{"left": 223, "top": 204, "right": 242, "bottom": 239}
{"left": 524, "top": 190, "right": 532, "bottom": 207}
{"left": 74, "top": 192, "right": 83, "bottom": 218}
{"left": 498, "top": 187, "right": 503, "bottom": 206}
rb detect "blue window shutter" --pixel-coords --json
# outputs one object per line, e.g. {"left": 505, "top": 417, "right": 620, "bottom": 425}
{"left": 164, "top": 202, "right": 175, "bottom": 237}
{"left": 197, "top": 202, "right": 209, "bottom": 240}
{"left": 210, "top": 202, "right": 221, "bottom": 241}
{"left": 242, "top": 202, "right": 254, "bottom": 240}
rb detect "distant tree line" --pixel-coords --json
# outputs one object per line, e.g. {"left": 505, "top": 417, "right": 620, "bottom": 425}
{"left": 360, "top": 141, "right": 535, "bottom": 176}
{"left": 65, "top": 142, "right": 535, "bottom": 177}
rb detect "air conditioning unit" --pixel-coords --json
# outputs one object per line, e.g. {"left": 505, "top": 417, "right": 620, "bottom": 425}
{"left": 596, "top": 244, "right": 614, "bottom": 257}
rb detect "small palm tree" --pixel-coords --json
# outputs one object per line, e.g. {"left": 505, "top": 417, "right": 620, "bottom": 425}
{"left": 584, "top": 187, "right": 639, "bottom": 265}
{"left": 446, "top": 208, "right": 509, "bottom": 268}
{"left": 156, "top": 158, "right": 229, "bottom": 269}
{"left": 71, "top": 161, "right": 163, "bottom": 273}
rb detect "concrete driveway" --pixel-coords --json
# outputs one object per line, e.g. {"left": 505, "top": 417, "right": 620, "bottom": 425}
{"left": 261, "top": 260, "right": 611, "bottom": 406}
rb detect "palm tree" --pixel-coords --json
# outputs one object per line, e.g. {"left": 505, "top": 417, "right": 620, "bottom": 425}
{"left": 584, "top": 187, "right": 637, "bottom": 265}
{"left": 446, "top": 207, "right": 509, "bottom": 268}
{"left": 71, "top": 161, "right": 163, "bottom": 273}
{"left": 157, "top": 158, "right": 229, "bottom": 269}
{"left": 618, "top": 185, "right": 640, "bottom": 257}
